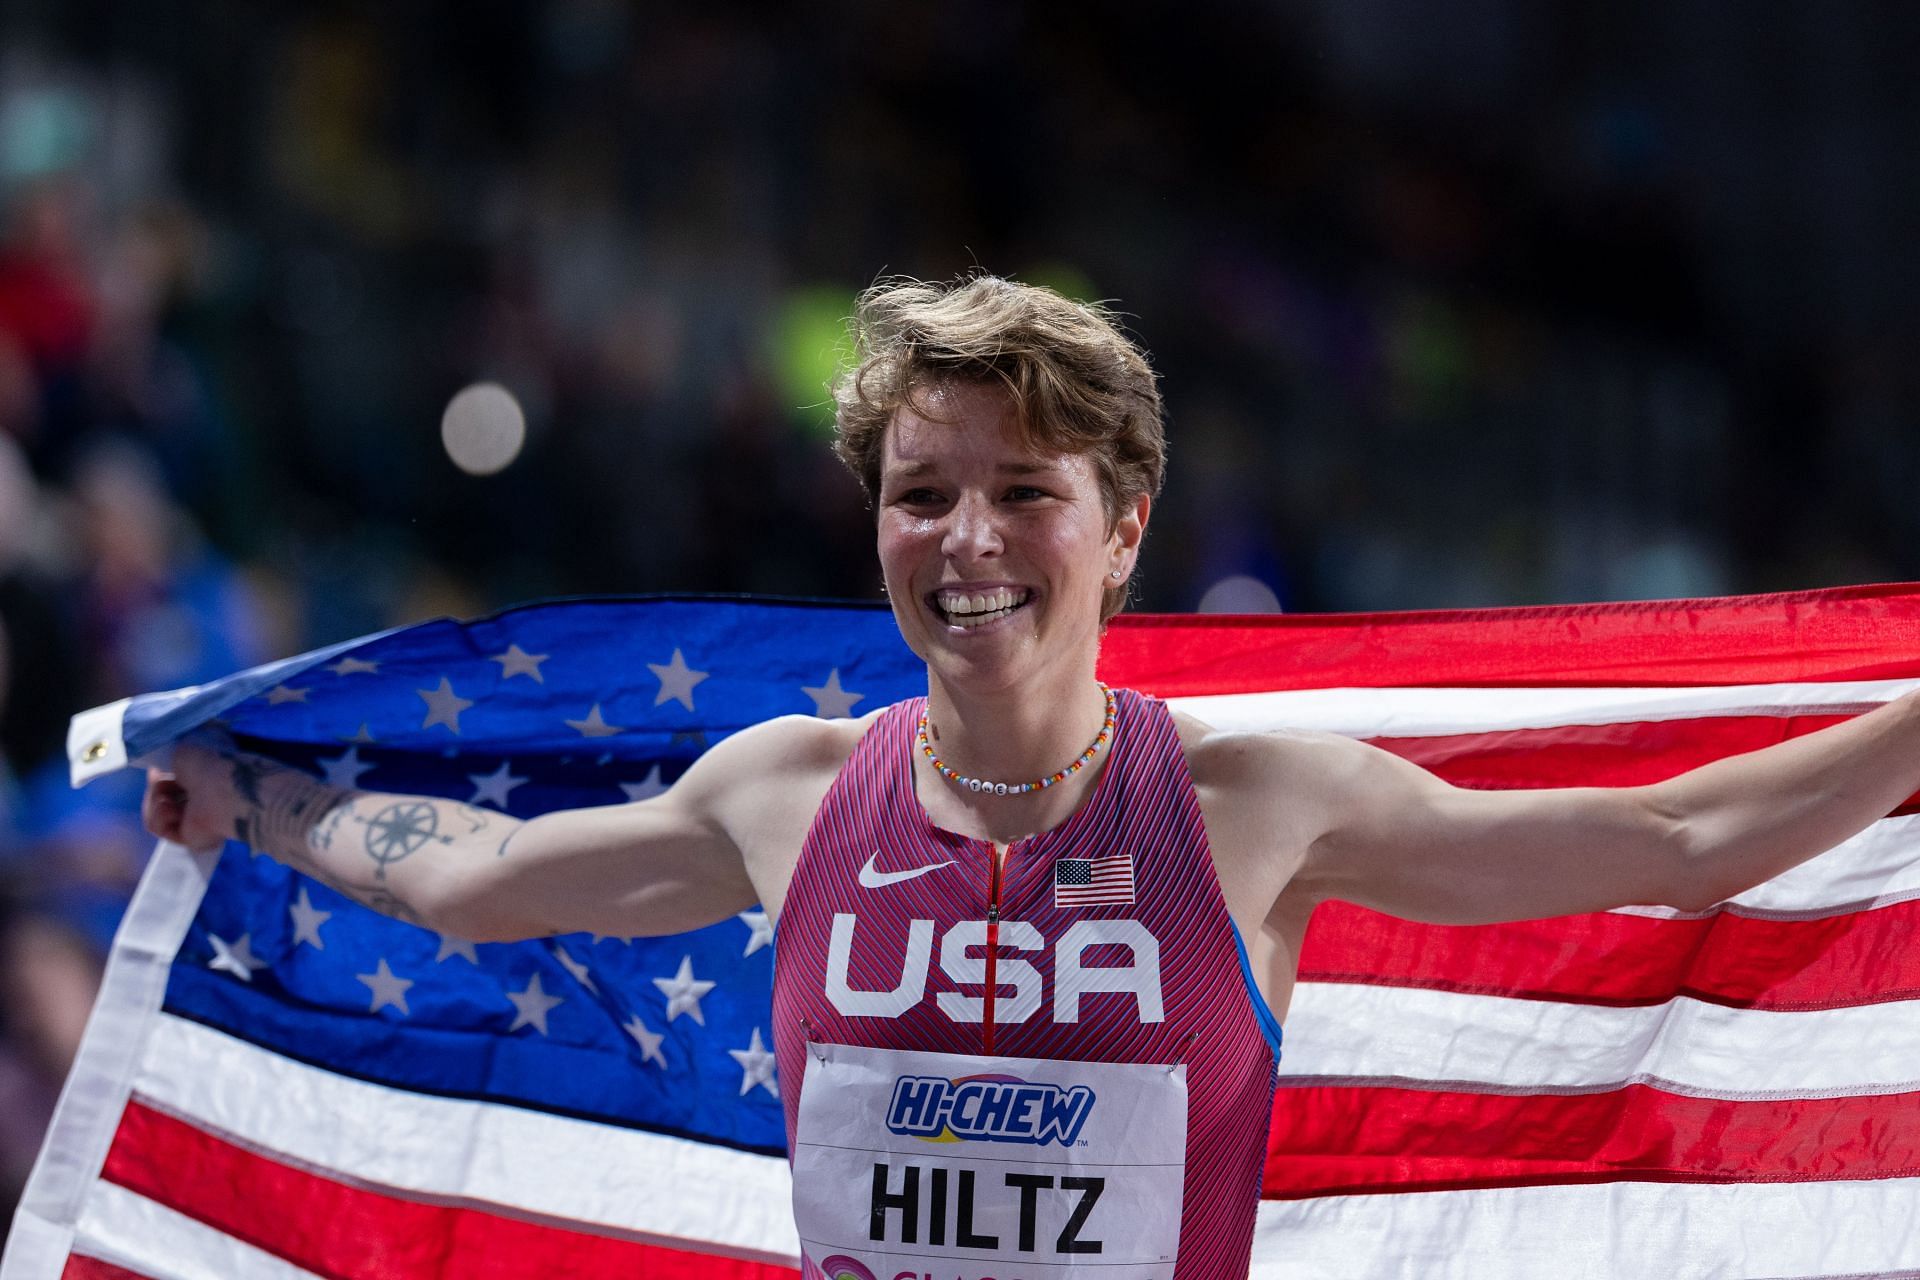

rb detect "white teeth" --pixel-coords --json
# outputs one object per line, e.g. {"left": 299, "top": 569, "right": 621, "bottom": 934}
{"left": 934, "top": 588, "right": 1029, "bottom": 624}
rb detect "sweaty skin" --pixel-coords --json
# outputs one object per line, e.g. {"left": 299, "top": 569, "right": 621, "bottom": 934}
{"left": 147, "top": 382, "right": 1920, "bottom": 1024}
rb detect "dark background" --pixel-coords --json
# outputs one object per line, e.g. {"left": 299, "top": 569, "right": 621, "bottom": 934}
{"left": 1, "top": 0, "right": 1917, "bottom": 1226}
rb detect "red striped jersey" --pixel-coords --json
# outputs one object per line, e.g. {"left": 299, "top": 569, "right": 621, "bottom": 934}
{"left": 773, "top": 688, "right": 1284, "bottom": 1279}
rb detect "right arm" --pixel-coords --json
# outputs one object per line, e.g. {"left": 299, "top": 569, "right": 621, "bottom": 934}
{"left": 143, "top": 721, "right": 824, "bottom": 942}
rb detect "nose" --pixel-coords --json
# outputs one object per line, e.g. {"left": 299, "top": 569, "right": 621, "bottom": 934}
{"left": 940, "top": 491, "right": 1003, "bottom": 562}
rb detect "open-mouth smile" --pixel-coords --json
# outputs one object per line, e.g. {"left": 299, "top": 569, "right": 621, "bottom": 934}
{"left": 928, "top": 586, "right": 1034, "bottom": 630}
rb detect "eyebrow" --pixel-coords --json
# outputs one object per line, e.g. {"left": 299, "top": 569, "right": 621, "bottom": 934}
{"left": 885, "top": 460, "right": 1061, "bottom": 479}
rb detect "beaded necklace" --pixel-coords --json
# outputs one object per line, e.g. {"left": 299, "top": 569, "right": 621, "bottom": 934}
{"left": 918, "top": 684, "right": 1117, "bottom": 797}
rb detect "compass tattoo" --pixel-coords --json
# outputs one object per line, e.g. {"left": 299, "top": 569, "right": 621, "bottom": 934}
{"left": 216, "top": 752, "right": 510, "bottom": 927}
{"left": 359, "top": 801, "right": 457, "bottom": 880}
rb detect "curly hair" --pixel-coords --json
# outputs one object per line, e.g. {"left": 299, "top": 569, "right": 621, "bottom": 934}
{"left": 832, "top": 274, "right": 1166, "bottom": 622}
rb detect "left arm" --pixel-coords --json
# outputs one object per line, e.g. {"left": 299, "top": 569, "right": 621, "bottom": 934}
{"left": 1284, "top": 689, "right": 1920, "bottom": 924}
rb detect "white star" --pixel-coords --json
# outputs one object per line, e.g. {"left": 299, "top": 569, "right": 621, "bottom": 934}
{"left": 208, "top": 932, "right": 267, "bottom": 981}
{"left": 418, "top": 678, "right": 475, "bottom": 733}
{"left": 349, "top": 723, "right": 377, "bottom": 744}
{"left": 652, "top": 955, "right": 716, "bottom": 1025}
{"left": 551, "top": 942, "right": 597, "bottom": 993}
{"left": 328, "top": 656, "right": 381, "bottom": 676}
{"left": 288, "top": 887, "right": 331, "bottom": 949}
{"left": 265, "top": 684, "right": 309, "bottom": 705}
{"left": 589, "top": 930, "right": 635, "bottom": 945}
{"left": 738, "top": 909, "right": 772, "bottom": 957}
{"left": 468, "top": 760, "right": 528, "bottom": 809}
{"left": 565, "top": 704, "right": 624, "bottom": 738}
{"left": 728, "top": 1026, "right": 779, "bottom": 1098}
{"left": 489, "top": 644, "right": 549, "bottom": 682}
{"left": 506, "top": 972, "right": 565, "bottom": 1035}
{"left": 801, "top": 668, "right": 864, "bottom": 718}
{"left": 356, "top": 958, "right": 414, "bottom": 1014}
{"left": 436, "top": 933, "right": 479, "bottom": 964}
{"left": 624, "top": 1013, "right": 667, "bottom": 1068}
{"left": 647, "top": 649, "right": 709, "bottom": 712}
{"left": 317, "top": 746, "right": 375, "bottom": 789}
{"left": 619, "top": 766, "right": 668, "bottom": 802}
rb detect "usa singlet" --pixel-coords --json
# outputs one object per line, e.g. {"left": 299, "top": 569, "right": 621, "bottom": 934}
{"left": 772, "top": 689, "right": 1284, "bottom": 1280}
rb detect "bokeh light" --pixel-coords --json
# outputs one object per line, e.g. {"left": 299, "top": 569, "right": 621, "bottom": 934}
{"left": 440, "top": 383, "right": 526, "bottom": 476}
{"left": 1198, "top": 574, "right": 1283, "bottom": 614}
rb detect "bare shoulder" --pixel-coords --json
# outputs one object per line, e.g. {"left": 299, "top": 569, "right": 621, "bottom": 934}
{"left": 674, "top": 707, "right": 881, "bottom": 820}
{"left": 1171, "top": 709, "right": 1364, "bottom": 797}
{"left": 1168, "top": 708, "right": 1367, "bottom": 931}
{"left": 689, "top": 707, "right": 879, "bottom": 777}
{"left": 676, "top": 705, "right": 887, "bottom": 922}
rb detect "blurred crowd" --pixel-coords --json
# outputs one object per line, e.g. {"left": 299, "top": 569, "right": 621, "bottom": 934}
{"left": 0, "top": 179, "right": 284, "bottom": 1209}
{"left": 2, "top": 0, "right": 1919, "bottom": 1225}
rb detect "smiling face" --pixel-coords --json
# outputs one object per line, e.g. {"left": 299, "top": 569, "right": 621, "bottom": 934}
{"left": 877, "top": 380, "right": 1148, "bottom": 696}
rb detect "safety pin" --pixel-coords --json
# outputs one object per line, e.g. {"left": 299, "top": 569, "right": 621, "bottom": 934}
{"left": 799, "top": 1015, "right": 829, "bottom": 1062}
{"left": 1167, "top": 1031, "right": 1198, "bottom": 1072}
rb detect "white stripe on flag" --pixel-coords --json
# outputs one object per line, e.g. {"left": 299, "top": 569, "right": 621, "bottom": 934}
{"left": 1173, "top": 681, "right": 1920, "bottom": 918}
{"left": 134, "top": 1014, "right": 801, "bottom": 1263}
{"left": 73, "top": 1181, "right": 329, "bottom": 1280}
{"left": 4, "top": 841, "right": 218, "bottom": 1280}
{"left": 1250, "top": 1174, "right": 1920, "bottom": 1280}
{"left": 1171, "top": 678, "right": 1920, "bottom": 737}
{"left": 1282, "top": 981, "right": 1920, "bottom": 1097}
{"left": 1603, "top": 813, "right": 1920, "bottom": 917}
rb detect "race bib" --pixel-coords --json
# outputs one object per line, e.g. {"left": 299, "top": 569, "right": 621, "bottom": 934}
{"left": 792, "top": 1042, "right": 1187, "bottom": 1280}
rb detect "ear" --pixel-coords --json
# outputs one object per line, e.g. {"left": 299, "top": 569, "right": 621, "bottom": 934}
{"left": 1108, "top": 491, "right": 1151, "bottom": 579}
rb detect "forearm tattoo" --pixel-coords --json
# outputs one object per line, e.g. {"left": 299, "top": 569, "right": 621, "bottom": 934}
{"left": 275, "top": 850, "right": 420, "bottom": 925}
{"left": 229, "top": 755, "right": 353, "bottom": 854}
{"left": 355, "top": 800, "right": 455, "bottom": 879}
{"left": 226, "top": 753, "right": 511, "bottom": 927}
{"left": 360, "top": 884, "right": 426, "bottom": 926}
{"left": 231, "top": 756, "right": 267, "bottom": 807}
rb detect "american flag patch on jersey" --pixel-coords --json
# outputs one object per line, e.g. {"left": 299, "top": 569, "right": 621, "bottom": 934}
{"left": 1053, "top": 855, "right": 1135, "bottom": 907}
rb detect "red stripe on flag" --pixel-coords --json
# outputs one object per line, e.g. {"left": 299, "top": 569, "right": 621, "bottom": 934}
{"left": 1264, "top": 1082, "right": 1920, "bottom": 1198}
{"left": 1373, "top": 714, "right": 1915, "bottom": 794}
{"left": 1290, "top": 715, "right": 1920, "bottom": 1009}
{"left": 1104, "top": 582, "right": 1920, "bottom": 693}
{"left": 1301, "top": 897, "right": 1920, "bottom": 1010}
{"left": 100, "top": 1101, "right": 798, "bottom": 1280}
{"left": 62, "top": 1258, "right": 153, "bottom": 1280}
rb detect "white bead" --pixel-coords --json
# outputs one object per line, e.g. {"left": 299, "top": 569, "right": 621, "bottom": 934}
{"left": 926, "top": 685, "right": 1118, "bottom": 799}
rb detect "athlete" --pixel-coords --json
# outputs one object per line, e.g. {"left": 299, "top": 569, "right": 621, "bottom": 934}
{"left": 144, "top": 275, "right": 1920, "bottom": 1278}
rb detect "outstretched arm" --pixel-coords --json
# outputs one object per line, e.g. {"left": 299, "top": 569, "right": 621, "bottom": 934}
{"left": 143, "top": 725, "right": 789, "bottom": 942}
{"left": 1282, "top": 690, "right": 1920, "bottom": 924}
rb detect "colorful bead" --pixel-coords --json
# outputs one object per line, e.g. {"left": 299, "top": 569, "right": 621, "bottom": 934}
{"left": 918, "top": 685, "right": 1116, "bottom": 799}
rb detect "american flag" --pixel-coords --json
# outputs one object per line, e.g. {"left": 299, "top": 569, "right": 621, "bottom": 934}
{"left": 1053, "top": 854, "right": 1136, "bottom": 907}
{"left": 7, "top": 586, "right": 1920, "bottom": 1279}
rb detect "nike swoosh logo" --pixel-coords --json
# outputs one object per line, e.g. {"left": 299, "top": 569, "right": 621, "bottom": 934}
{"left": 858, "top": 851, "right": 957, "bottom": 889}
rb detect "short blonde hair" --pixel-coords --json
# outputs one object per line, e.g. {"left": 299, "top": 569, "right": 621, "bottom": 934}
{"left": 832, "top": 274, "right": 1165, "bottom": 622}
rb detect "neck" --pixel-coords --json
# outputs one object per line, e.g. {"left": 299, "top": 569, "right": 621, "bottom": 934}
{"left": 922, "top": 672, "right": 1112, "bottom": 791}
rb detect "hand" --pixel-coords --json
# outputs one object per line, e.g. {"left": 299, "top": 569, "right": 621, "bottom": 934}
{"left": 142, "top": 742, "right": 242, "bottom": 855}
